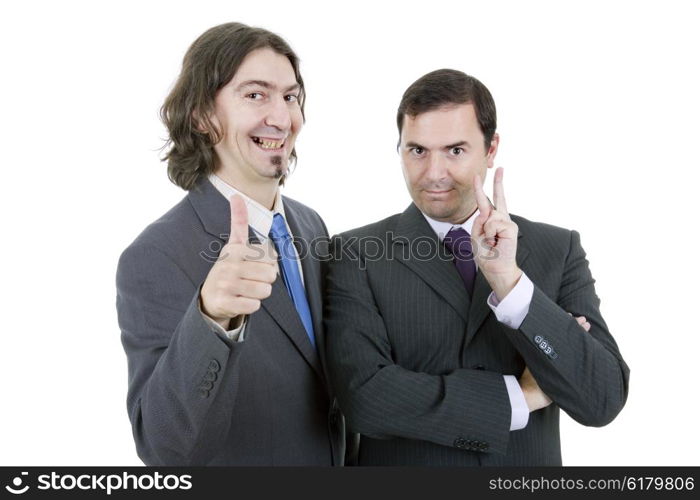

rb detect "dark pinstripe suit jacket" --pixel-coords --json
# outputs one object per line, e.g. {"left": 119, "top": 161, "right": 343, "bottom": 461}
{"left": 117, "top": 177, "right": 346, "bottom": 465}
{"left": 325, "top": 203, "right": 629, "bottom": 465}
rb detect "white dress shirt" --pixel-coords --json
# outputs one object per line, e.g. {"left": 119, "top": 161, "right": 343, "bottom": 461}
{"left": 421, "top": 209, "right": 534, "bottom": 431}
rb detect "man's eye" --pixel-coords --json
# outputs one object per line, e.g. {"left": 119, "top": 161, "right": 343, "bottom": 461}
{"left": 451, "top": 147, "right": 464, "bottom": 155}
{"left": 411, "top": 147, "right": 425, "bottom": 156}
{"left": 285, "top": 94, "right": 299, "bottom": 102}
{"left": 247, "top": 92, "right": 263, "bottom": 100}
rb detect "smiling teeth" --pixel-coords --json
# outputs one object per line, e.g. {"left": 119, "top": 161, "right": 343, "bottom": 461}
{"left": 256, "top": 138, "right": 283, "bottom": 149}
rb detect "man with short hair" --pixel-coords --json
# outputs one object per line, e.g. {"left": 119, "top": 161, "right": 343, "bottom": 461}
{"left": 325, "top": 69, "right": 629, "bottom": 465}
{"left": 117, "top": 22, "right": 346, "bottom": 465}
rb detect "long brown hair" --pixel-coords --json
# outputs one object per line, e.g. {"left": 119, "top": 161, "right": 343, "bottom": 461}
{"left": 161, "top": 23, "right": 306, "bottom": 190}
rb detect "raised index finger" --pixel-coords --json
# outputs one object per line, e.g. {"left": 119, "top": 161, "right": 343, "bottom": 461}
{"left": 492, "top": 167, "right": 508, "bottom": 214}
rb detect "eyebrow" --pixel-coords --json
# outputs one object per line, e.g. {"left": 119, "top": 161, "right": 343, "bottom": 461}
{"left": 403, "top": 140, "right": 471, "bottom": 149}
{"left": 236, "top": 80, "right": 301, "bottom": 93}
{"left": 444, "top": 140, "right": 470, "bottom": 149}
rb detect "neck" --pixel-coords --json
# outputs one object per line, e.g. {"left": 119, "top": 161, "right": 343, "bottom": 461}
{"left": 451, "top": 205, "right": 478, "bottom": 225}
{"left": 214, "top": 167, "right": 279, "bottom": 210}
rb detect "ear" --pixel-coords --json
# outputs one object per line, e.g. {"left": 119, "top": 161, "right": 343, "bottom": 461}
{"left": 486, "top": 132, "right": 500, "bottom": 168}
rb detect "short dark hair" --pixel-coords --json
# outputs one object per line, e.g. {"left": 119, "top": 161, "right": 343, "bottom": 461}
{"left": 160, "top": 22, "right": 305, "bottom": 190}
{"left": 396, "top": 69, "right": 496, "bottom": 150}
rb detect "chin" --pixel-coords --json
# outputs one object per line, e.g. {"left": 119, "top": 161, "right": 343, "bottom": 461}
{"left": 257, "top": 159, "right": 288, "bottom": 179}
{"left": 420, "top": 202, "right": 458, "bottom": 222}
{"left": 271, "top": 166, "right": 286, "bottom": 179}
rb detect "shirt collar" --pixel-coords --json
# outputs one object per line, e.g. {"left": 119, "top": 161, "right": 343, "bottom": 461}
{"left": 207, "top": 173, "right": 284, "bottom": 241}
{"left": 421, "top": 208, "right": 480, "bottom": 242}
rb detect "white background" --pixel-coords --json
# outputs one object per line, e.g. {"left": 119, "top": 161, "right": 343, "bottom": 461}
{"left": 1, "top": 0, "right": 698, "bottom": 465}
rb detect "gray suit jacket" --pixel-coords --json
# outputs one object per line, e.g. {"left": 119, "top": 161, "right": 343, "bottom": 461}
{"left": 116, "top": 177, "right": 345, "bottom": 465}
{"left": 325, "top": 203, "right": 629, "bottom": 465}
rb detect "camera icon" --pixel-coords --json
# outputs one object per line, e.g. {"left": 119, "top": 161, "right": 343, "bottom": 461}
{"left": 5, "top": 472, "right": 29, "bottom": 495}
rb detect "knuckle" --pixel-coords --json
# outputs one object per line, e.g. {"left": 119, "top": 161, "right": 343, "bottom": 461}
{"left": 215, "top": 279, "right": 230, "bottom": 295}
{"left": 230, "top": 280, "right": 246, "bottom": 296}
{"left": 210, "top": 297, "right": 223, "bottom": 316}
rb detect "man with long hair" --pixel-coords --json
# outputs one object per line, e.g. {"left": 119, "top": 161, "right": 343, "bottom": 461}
{"left": 116, "top": 23, "right": 347, "bottom": 465}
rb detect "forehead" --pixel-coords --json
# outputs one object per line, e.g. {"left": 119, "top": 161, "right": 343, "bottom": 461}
{"left": 401, "top": 104, "right": 482, "bottom": 144}
{"left": 229, "top": 47, "right": 298, "bottom": 88}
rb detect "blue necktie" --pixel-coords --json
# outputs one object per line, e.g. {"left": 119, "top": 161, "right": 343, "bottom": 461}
{"left": 268, "top": 213, "right": 316, "bottom": 348}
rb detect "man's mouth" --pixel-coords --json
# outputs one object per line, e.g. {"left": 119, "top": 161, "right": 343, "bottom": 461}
{"left": 251, "top": 136, "right": 286, "bottom": 151}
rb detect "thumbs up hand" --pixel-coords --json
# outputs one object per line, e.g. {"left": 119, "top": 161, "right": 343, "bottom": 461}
{"left": 200, "top": 195, "right": 278, "bottom": 329}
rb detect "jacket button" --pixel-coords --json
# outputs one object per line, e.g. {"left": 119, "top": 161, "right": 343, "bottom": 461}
{"left": 199, "top": 388, "right": 210, "bottom": 399}
{"left": 204, "top": 370, "right": 217, "bottom": 382}
{"left": 208, "top": 360, "right": 221, "bottom": 372}
{"left": 200, "top": 380, "right": 214, "bottom": 391}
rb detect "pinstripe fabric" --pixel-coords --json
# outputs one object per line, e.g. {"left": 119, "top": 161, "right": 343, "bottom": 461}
{"left": 324, "top": 203, "right": 629, "bottom": 466}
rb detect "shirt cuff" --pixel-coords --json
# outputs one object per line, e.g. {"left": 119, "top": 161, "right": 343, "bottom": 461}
{"left": 503, "top": 375, "right": 529, "bottom": 431}
{"left": 487, "top": 272, "right": 534, "bottom": 329}
{"left": 197, "top": 295, "right": 247, "bottom": 342}
{"left": 205, "top": 314, "right": 247, "bottom": 342}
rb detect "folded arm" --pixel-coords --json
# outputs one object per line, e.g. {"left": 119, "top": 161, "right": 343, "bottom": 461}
{"left": 505, "top": 230, "right": 630, "bottom": 426}
{"left": 324, "top": 236, "right": 513, "bottom": 454}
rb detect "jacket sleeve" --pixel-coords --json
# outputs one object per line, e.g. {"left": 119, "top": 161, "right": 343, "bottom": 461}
{"left": 505, "top": 230, "right": 630, "bottom": 427}
{"left": 324, "top": 235, "right": 513, "bottom": 455}
{"left": 116, "top": 241, "right": 246, "bottom": 465}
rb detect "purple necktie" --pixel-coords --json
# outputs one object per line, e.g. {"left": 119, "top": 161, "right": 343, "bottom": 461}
{"left": 443, "top": 227, "right": 477, "bottom": 296}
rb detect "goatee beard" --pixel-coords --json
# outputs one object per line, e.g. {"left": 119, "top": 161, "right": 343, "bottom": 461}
{"left": 270, "top": 156, "right": 285, "bottom": 179}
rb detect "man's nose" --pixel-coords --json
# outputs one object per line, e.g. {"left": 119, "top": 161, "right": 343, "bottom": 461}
{"left": 425, "top": 154, "right": 448, "bottom": 183}
{"left": 264, "top": 96, "right": 292, "bottom": 131}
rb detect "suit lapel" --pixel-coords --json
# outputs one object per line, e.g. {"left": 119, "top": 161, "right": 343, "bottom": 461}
{"left": 187, "top": 178, "right": 324, "bottom": 380}
{"left": 393, "top": 204, "right": 471, "bottom": 324}
{"left": 187, "top": 176, "right": 232, "bottom": 242}
{"left": 261, "top": 275, "right": 324, "bottom": 381}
